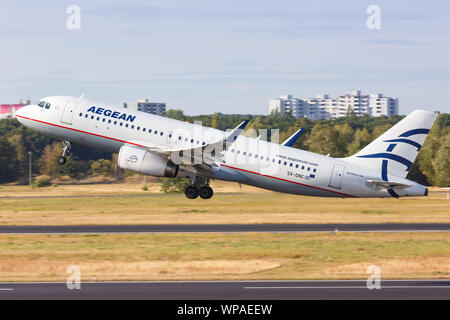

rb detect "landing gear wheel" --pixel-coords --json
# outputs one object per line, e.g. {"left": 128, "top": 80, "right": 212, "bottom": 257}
{"left": 57, "top": 140, "right": 71, "bottom": 166}
{"left": 185, "top": 185, "right": 199, "bottom": 199}
{"left": 199, "top": 186, "right": 214, "bottom": 199}
{"left": 57, "top": 156, "right": 66, "bottom": 165}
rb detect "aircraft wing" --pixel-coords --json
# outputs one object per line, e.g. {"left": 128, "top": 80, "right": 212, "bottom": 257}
{"left": 125, "top": 120, "right": 249, "bottom": 170}
{"left": 366, "top": 179, "right": 411, "bottom": 189}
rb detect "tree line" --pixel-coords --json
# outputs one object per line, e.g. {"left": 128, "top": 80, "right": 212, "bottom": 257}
{"left": 0, "top": 111, "right": 448, "bottom": 186}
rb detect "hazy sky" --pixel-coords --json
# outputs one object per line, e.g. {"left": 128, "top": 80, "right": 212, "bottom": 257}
{"left": 1, "top": 0, "right": 449, "bottom": 115}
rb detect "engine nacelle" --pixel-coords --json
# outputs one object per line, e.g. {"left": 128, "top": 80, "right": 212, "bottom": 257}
{"left": 118, "top": 145, "right": 179, "bottom": 177}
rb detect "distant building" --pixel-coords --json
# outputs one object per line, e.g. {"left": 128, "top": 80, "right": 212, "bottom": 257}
{"left": 268, "top": 95, "right": 309, "bottom": 119}
{"left": 136, "top": 98, "right": 166, "bottom": 116}
{"left": 0, "top": 99, "right": 30, "bottom": 119}
{"left": 269, "top": 90, "right": 399, "bottom": 120}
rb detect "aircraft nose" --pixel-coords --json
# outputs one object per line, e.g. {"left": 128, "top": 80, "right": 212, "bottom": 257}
{"left": 15, "top": 105, "right": 32, "bottom": 124}
{"left": 15, "top": 105, "right": 26, "bottom": 117}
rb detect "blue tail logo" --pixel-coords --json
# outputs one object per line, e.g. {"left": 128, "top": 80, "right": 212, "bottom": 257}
{"left": 357, "top": 128, "right": 429, "bottom": 198}
{"left": 356, "top": 128, "right": 429, "bottom": 173}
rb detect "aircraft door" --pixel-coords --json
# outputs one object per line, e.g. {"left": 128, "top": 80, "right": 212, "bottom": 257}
{"left": 328, "top": 163, "right": 345, "bottom": 189}
{"left": 61, "top": 101, "right": 77, "bottom": 125}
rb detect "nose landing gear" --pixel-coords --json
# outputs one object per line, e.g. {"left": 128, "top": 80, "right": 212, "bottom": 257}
{"left": 57, "top": 140, "right": 71, "bottom": 165}
{"left": 184, "top": 176, "right": 214, "bottom": 200}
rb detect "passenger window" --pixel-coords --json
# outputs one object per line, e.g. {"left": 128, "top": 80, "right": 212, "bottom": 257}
{"left": 125, "top": 124, "right": 129, "bottom": 128}
{"left": 243, "top": 152, "right": 247, "bottom": 156}
{"left": 155, "top": 131, "right": 158, "bottom": 135}
{"left": 91, "top": 116, "right": 94, "bottom": 119}
{"left": 295, "top": 164, "right": 299, "bottom": 168}
{"left": 131, "top": 125, "right": 134, "bottom": 129}
{"left": 79, "top": 113, "right": 82, "bottom": 117}
{"left": 160, "top": 132, "right": 163, "bottom": 136}
{"left": 289, "top": 163, "right": 293, "bottom": 167}
{"left": 120, "top": 122, "right": 123, "bottom": 126}
{"left": 313, "top": 168, "right": 317, "bottom": 172}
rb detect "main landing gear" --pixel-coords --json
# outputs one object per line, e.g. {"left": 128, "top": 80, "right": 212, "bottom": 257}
{"left": 184, "top": 177, "right": 214, "bottom": 200}
{"left": 57, "top": 140, "right": 71, "bottom": 165}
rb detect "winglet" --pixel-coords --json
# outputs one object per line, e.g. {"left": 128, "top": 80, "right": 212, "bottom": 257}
{"left": 226, "top": 120, "right": 249, "bottom": 143}
{"left": 281, "top": 128, "right": 305, "bottom": 147}
{"left": 238, "top": 120, "right": 249, "bottom": 130}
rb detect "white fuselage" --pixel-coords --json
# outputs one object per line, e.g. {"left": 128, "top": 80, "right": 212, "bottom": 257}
{"left": 16, "top": 96, "right": 428, "bottom": 198}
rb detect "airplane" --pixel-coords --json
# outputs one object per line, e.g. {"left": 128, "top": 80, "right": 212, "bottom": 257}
{"left": 15, "top": 96, "right": 436, "bottom": 199}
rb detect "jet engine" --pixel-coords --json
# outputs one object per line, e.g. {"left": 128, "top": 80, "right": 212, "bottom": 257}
{"left": 118, "top": 145, "right": 179, "bottom": 177}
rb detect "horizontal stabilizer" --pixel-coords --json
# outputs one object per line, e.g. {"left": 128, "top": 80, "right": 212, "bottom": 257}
{"left": 366, "top": 179, "right": 410, "bottom": 189}
{"left": 282, "top": 128, "right": 305, "bottom": 147}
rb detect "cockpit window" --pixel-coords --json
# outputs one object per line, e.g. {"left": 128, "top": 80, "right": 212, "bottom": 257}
{"left": 37, "top": 101, "right": 51, "bottom": 109}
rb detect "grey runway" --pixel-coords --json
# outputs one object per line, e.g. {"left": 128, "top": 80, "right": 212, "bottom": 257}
{"left": 0, "top": 223, "right": 449, "bottom": 234}
{"left": 0, "top": 280, "right": 449, "bottom": 299}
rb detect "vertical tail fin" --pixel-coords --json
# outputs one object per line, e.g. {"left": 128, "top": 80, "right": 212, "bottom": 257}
{"left": 345, "top": 110, "right": 437, "bottom": 179}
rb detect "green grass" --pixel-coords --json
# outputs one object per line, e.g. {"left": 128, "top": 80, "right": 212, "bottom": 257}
{"left": 0, "top": 191, "right": 448, "bottom": 225}
{"left": 0, "top": 184, "right": 448, "bottom": 281}
{"left": 0, "top": 232, "right": 448, "bottom": 281}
